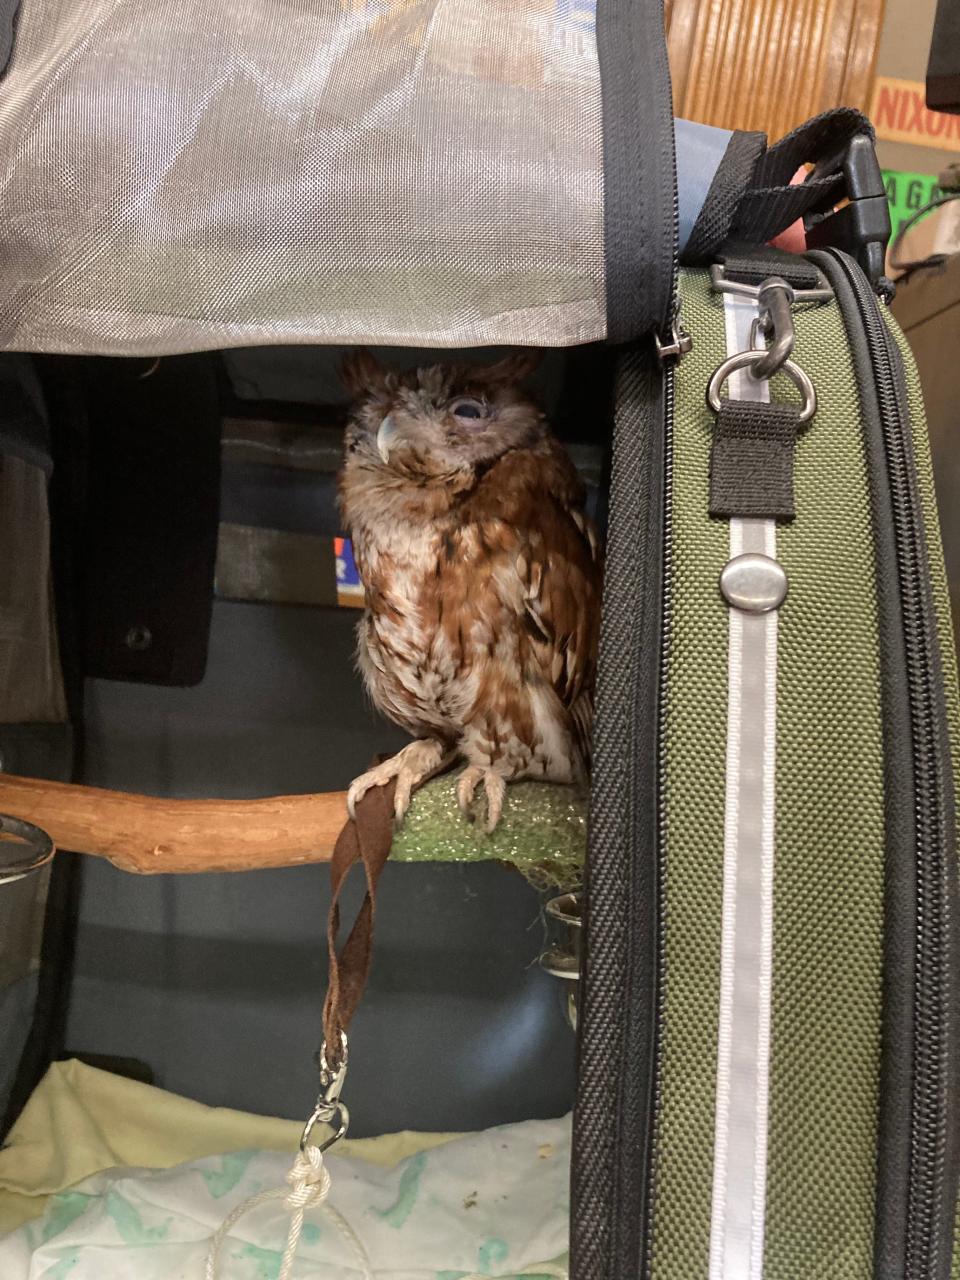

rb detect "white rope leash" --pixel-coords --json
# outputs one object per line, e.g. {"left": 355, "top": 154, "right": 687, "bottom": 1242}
{"left": 204, "top": 1144, "right": 372, "bottom": 1280}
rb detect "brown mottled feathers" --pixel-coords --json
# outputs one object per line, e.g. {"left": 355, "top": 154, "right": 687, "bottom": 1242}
{"left": 338, "top": 353, "right": 602, "bottom": 818}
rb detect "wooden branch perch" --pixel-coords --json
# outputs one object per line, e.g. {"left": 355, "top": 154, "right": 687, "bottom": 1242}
{"left": 0, "top": 773, "right": 346, "bottom": 874}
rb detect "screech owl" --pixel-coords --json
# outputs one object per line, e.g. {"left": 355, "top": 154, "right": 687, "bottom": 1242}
{"left": 338, "top": 349, "right": 602, "bottom": 832}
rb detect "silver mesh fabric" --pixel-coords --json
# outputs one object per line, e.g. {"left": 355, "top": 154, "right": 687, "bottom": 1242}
{"left": 0, "top": 1, "right": 605, "bottom": 356}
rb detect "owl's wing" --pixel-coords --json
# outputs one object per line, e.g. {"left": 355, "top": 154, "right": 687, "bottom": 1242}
{"left": 513, "top": 495, "right": 602, "bottom": 764}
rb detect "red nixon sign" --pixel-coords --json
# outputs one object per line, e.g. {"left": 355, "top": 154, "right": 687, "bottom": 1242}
{"left": 870, "top": 77, "right": 960, "bottom": 153}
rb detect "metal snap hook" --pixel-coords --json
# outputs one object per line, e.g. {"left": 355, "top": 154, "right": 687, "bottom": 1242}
{"left": 300, "top": 1098, "right": 351, "bottom": 1155}
{"left": 751, "top": 277, "right": 796, "bottom": 379}
{"left": 300, "top": 1032, "right": 350, "bottom": 1153}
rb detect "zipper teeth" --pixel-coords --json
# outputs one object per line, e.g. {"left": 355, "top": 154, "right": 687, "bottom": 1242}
{"left": 829, "top": 250, "right": 948, "bottom": 1278}
{"left": 642, "top": 359, "right": 675, "bottom": 1280}
{"left": 642, "top": 59, "right": 679, "bottom": 1273}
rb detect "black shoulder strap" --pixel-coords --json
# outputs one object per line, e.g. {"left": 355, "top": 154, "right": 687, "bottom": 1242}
{"left": 682, "top": 108, "right": 877, "bottom": 264}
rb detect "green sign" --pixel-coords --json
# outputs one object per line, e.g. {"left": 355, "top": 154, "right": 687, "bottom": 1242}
{"left": 882, "top": 169, "right": 942, "bottom": 239}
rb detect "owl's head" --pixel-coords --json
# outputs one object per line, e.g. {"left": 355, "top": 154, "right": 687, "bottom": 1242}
{"left": 341, "top": 349, "right": 545, "bottom": 484}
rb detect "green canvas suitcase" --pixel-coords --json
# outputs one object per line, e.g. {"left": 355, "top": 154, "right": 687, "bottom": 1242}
{"left": 573, "top": 230, "right": 960, "bottom": 1279}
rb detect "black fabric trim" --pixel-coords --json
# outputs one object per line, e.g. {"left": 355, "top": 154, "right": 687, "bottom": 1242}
{"left": 683, "top": 130, "right": 767, "bottom": 266}
{"left": 709, "top": 399, "right": 799, "bottom": 520}
{"left": 597, "top": 0, "right": 676, "bottom": 341}
{"left": 572, "top": 347, "right": 664, "bottom": 1280}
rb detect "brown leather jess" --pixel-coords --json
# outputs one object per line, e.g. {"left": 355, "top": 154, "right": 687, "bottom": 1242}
{"left": 321, "top": 770, "right": 398, "bottom": 1070}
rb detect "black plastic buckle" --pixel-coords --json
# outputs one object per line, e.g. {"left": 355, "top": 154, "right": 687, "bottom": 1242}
{"left": 803, "top": 133, "right": 891, "bottom": 290}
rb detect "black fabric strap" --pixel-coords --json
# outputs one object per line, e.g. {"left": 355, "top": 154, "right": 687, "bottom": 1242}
{"left": 683, "top": 130, "right": 767, "bottom": 266}
{"left": 716, "top": 242, "right": 822, "bottom": 289}
{"left": 752, "top": 109, "right": 873, "bottom": 188}
{"left": 709, "top": 399, "right": 801, "bottom": 521}
{"left": 730, "top": 108, "right": 874, "bottom": 245}
{"left": 734, "top": 179, "right": 844, "bottom": 242}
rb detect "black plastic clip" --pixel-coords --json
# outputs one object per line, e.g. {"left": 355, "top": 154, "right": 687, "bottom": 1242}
{"left": 803, "top": 133, "right": 891, "bottom": 291}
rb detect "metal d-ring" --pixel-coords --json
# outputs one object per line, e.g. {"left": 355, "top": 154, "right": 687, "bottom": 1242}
{"left": 0, "top": 814, "right": 55, "bottom": 884}
{"left": 706, "top": 349, "right": 817, "bottom": 426}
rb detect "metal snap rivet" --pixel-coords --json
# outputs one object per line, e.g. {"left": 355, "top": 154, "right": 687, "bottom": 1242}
{"left": 124, "top": 625, "right": 153, "bottom": 651}
{"left": 720, "top": 553, "right": 788, "bottom": 613}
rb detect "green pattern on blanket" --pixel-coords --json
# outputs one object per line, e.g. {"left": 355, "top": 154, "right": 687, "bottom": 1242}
{"left": 41, "top": 1194, "right": 92, "bottom": 1244}
{"left": 378, "top": 1150, "right": 427, "bottom": 1228}
{"left": 478, "top": 1237, "right": 509, "bottom": 1271}
{"left": 104, "top": 1191, "right": 171, "bottom": 1244}
{"left": 238, "top": 1243, "right": 283, "bottom": 1280}
{"left": 201, "top": 1150, "right": 258, "bottom": 1198}
{"left": 40, "top": 1252, "right": 81, "bottom": 1279}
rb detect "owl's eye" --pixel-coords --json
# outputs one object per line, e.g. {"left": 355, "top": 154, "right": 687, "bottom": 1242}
{"left": 450, "top": 397, "right": 487, "bottom": 422}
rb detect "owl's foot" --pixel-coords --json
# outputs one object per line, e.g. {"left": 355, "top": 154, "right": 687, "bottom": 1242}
{"left": 456, "top": 766, "right": 507, "bottom": 834}
{"left": 347, "top": 738, "right": 449, "bottom": 825}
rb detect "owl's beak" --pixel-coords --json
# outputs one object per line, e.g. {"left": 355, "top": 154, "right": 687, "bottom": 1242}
{"left": 377, "top": 415, "right": 399, "bottom": 464}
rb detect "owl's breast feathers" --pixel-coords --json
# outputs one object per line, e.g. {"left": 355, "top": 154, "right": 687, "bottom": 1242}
{"left": 341, "top": 439, "right": 601, "bottom": 782}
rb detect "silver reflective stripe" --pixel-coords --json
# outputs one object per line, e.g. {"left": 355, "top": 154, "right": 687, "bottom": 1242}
{"left": 708, "top": 294, "right": 778, "bottom": 1280}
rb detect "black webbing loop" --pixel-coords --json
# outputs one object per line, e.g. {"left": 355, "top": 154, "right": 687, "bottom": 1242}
{"left": 709, "top": 399, "right": 803, "bottom": 521}
{"left": 715, "top": 243, "right": 823, "bottom": 290}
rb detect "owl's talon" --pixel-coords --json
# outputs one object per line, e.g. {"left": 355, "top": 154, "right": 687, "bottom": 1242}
{"left": 456, "top": 766, "right": 507, "bottom": 833}
{"left": 347, "top": 738, "right": 448, "bottom": 826}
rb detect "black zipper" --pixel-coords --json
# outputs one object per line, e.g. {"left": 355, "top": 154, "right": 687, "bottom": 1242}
{"left": 816, "top": 248, "right": 958, "bottom": 1280}
{"left": 571, "top": 342, "right": 670, "bottom": 1280}
{"left": 572, "top": 0, "right": 680, "bottom": 1269}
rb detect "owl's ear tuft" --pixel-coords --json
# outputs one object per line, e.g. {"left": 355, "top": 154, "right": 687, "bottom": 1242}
{"left": 341, "top": 348, "right": 388, "bottom": 398}
{"left": 471, "top": 350, "right": 544, "bottom": 387}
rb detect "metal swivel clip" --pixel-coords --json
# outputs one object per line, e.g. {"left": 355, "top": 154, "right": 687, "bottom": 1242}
{"left": 300, "top": 1033, "right": 350, "bottom": 1155}
{"left": 706, "top": 267, "right": 829, "bottom": 423}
